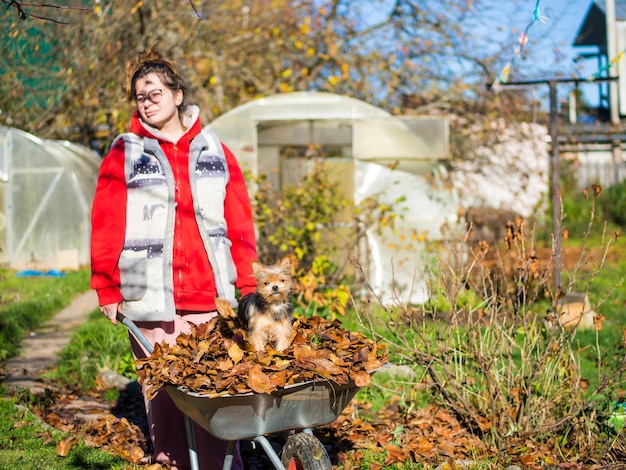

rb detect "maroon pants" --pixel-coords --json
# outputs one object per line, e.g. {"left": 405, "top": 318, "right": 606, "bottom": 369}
{"left": 129, "top": 311, "right": 244, "bottom": 470}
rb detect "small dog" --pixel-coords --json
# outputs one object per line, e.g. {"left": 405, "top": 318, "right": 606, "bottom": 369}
{"left": 238, "top": 256, "right": 294, "bottom": 352}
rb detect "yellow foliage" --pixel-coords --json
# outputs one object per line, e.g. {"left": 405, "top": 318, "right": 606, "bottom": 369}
{"left": 130, "top": 1, "right": 143, "bottom": 15}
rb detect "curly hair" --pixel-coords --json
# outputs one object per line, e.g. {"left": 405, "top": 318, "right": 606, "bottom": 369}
{"left": 123, "top": 43, "right": 189, "bottom": 112}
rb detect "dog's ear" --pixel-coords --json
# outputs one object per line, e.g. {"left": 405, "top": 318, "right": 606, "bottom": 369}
{"left": 279, "top": 256, "right": 291, "bottom": 273}
{"left": 251, "top": 260, "right": 262, "bottom": 276}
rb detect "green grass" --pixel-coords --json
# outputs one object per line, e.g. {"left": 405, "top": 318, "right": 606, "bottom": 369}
{"left": 561, "top": 249, "right": 626, "bottom": 390}
{"left": 0, "top": 392, "right": 133, "bottom": 469}
{"left": 42, "top": 311, "right": 136, "bottom": 391}
{"left": 0, "top": 267, "right": 140, "bottom": 468}
{"left": 0, "top": 268, "right": 90, "bottom": 361}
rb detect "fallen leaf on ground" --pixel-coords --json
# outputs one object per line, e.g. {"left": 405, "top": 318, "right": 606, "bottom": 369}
{"left": 56, "top": 436, "right": 78, "bottom": 457}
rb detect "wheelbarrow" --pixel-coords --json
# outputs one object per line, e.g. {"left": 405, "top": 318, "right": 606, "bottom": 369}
{"left": 118, "top": 314, "right": 375, "bottom": 470}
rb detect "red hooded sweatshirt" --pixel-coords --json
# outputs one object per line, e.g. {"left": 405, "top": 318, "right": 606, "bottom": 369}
{"left": 90, "top": 108, "right": 258, "bottom": 312}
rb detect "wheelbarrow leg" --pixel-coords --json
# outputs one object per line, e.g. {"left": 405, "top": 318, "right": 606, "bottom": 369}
{"left": 222, "top": 440, "right": 236, "bottom": 470}
{"left": 184, "top": 415, "right": 200, "bottom": 470}
{"left": 252, "top": 435, "right": 286, "bottom": 470}
{"left": 183, "top": 415, "right": 237, "bottom": 470}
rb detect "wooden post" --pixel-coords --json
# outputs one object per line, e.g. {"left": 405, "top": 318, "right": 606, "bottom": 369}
{"left": 548, "top": 80, "right": 562, "bottom": 289}
{"left": 491, "top": 76, "right": 618, "bottom": 290}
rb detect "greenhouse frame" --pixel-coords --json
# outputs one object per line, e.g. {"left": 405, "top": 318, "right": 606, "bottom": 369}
{"left": 0, "top": 126, "right": 100, "bottom": 271}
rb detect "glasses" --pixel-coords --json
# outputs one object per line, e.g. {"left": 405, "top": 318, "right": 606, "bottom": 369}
{"left": 135, "top": 89, "right": 168, "bottom": 105}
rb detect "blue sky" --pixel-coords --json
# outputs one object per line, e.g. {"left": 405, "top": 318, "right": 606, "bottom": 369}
{"left": 363, "top": 0, "right": 603, "bottom": 105}
{"left": 499, "top": 0, "right": 604, "bottom": 105}
{"left": 351, "top": 0, "right": 602, "bottom": 109}
{"left": 532, "top": 0, "right": 598, "bottom": 74}
{"left": 461, "top": 0, "right": 604, "bottom": 106}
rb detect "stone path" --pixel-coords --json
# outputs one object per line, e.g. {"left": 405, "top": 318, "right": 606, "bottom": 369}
{"left": 4, "top": 290, "right": 99, "bottom": 394}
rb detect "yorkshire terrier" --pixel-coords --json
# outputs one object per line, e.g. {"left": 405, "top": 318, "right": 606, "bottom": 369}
{"left": 238, "top": 256, "right": 294, "bottom": 352}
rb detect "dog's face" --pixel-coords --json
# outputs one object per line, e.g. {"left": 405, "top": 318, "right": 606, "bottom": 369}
{"left": 251, "top": 256, "right": 293, "bottom": 305}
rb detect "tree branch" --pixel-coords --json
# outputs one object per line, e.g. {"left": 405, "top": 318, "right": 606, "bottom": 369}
{"left": 2, "top": 1, "right": 90, "bottom": 24}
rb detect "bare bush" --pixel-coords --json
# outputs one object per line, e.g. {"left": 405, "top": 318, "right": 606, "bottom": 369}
{"left": 352, "top": 192, "right": 626, "bottom": 458}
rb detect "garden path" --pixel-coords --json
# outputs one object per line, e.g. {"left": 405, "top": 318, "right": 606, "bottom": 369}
{"left": 3, "top": 290, "right": 98, "bottom": 394}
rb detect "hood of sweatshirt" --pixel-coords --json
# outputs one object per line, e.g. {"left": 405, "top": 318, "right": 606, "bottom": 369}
{"left": 129, "top": 104, "right": 202, "bottom": 144}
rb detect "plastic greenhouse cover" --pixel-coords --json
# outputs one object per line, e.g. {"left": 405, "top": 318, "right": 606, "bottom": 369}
{"left": 355, "top": 161, "right": 460, "bottom": 305}
{"left": 0, "top": 127, "right": 99, "bottom": 270}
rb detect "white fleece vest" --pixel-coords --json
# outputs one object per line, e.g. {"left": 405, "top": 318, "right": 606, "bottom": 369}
{"left": 114, "top": 129, "right": 237, "bottom": 321}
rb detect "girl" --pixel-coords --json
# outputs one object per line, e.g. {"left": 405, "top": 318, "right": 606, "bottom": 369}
{"left": 90, "top": 45, "right": 257, "bottom": 469}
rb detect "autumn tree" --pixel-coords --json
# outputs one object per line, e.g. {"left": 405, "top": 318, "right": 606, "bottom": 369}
{"left": 1, "top": 0, "right": 572, "bottom": 155}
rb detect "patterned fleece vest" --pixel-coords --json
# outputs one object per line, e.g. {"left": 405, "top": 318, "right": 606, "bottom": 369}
{"left": 113, "top": 129, "right": 237, "bottom": 322}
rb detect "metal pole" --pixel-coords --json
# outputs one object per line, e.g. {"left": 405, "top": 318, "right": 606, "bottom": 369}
{"left": 252, "top": 436, "right": 287, "bottom": 470}
{"left": 606, "top": 0, "right": 622, "bottom": 183}
{"left": 492, "top": 76, "right": 620, "bottom": 290}
{"left": 606, "top": 0, "right": 620, "bottom": 124}
{"left": 548, "top": 81, "right": 562, "bottom": 289}
{"left": 184, "top": 415, "right": 200, "bottom": 470}
{"left": 118, "top": 314, "right": 154, "bottom": 353}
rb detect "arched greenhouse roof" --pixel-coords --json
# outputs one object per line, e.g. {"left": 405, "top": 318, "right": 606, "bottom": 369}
{"left": 208, "top": 91, "right": 448, "bottom": 173}
{"left": 216, "top": 91, "right": 393, "bottom": 121}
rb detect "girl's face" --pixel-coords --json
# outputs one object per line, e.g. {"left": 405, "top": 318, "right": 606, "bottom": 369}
{"left": 134, "top": 72, "right": 183, "bottom": 131}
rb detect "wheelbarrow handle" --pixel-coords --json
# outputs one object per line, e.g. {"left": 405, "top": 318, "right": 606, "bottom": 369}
{"left": 116, "top": 313, "right": 155, "bottom": 354}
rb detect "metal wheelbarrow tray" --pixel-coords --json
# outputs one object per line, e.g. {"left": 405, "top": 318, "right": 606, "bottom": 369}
{"left": 166, "top": 376, "right": 368, "bottom": 470}
{"left": 166, "top": 376, "right": 361, "bottom": 441}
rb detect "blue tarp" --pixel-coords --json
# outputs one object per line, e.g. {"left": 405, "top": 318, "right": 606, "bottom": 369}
{"left": 16, "top": 269, "right": 66, "bottom": 277}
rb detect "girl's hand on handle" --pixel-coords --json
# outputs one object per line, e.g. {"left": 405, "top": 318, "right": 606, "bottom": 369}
{"left": 100, "top": 302, "right": 121, "bottom": 325}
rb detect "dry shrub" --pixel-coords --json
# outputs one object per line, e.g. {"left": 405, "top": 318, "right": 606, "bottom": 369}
{"left": 353, "top": 196, "right": 626, "bottom": 460}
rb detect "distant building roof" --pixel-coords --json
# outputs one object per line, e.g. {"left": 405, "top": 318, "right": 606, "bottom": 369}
{"left": 573, "top": 0, "right": 626, "bottom": 48}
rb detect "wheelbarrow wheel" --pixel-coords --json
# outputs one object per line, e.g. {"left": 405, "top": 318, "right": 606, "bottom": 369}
{"left": 281, "top": 432, "right": 332, "bottom": 470}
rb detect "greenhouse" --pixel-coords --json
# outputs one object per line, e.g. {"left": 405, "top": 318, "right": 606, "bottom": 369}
{"left": 0, "top": 126, "right": 100, "bottom": 271}
{"left": 207, "top": 92, "right": 462, "bottom": 304}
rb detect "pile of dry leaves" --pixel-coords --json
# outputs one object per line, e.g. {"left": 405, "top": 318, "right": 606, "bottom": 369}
{"left": 325, "top": 402, "right": 490, "bottom": 468}
{"left": 30, "top": 380, "right": 151, "bottom": 465}
{"left": 137, "top": 315, "right": 388, "bottom": 399}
